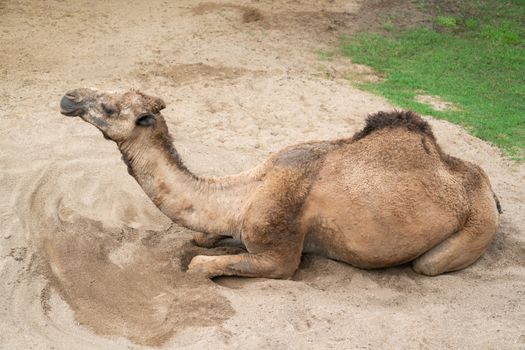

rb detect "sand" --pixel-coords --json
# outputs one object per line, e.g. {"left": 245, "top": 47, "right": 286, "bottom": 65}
{"left": 0, "top": 0, "right": 524, "bottom": 349}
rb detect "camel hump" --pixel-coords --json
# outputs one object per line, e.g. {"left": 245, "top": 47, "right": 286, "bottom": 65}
{"left": 353, "top": 110, "right": 435, "bottom": 141}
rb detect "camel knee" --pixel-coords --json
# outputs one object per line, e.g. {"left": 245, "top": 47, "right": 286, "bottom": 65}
{"left": 266, "top": 250, "right": 302, "bottom": 279}
{"left": 266, "top": 262, "right": 297, "bottom": 279}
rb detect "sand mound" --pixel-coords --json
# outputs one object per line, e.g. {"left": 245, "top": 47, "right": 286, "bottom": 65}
{"left": 28, "top": 163, "right": 232, "bottom": 346}
{"left": 1, "top": 0, "right": 523, "bottom": 349}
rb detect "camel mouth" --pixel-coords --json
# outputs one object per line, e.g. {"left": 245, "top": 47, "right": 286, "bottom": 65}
{"left": 60, "top": 95, "right": 84, "bottom": 117}
{"left": 60, "top": 108, "right": 81, "bottom": 117}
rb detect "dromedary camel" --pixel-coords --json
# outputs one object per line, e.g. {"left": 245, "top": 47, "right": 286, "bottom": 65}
{"left": 60, "top": 88, "right": 501, "bottom": 279}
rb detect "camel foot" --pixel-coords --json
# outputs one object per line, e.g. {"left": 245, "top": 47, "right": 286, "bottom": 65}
{"left": 187, "top": 255, "right": 220, "bottom": 277}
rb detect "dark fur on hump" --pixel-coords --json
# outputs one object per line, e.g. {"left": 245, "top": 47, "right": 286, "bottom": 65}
{"left": 353, "top": 110, "right": 435, "bottom": 141}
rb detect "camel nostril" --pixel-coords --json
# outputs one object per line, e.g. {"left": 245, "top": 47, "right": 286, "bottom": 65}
{"left": 64, "top": 89, "right": 82, "bottom": 102}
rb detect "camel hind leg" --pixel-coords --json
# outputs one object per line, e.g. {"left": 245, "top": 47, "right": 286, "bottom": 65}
{"left": 413, "top": 197, "right": 499, "bottom": 276}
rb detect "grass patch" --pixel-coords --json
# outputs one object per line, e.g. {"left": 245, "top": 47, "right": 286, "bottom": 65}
{"left": 382, "top": 21, "right": 394, "bottom": 32}
{"left": 435, "top": 15, "right": 457, "bottom": 28}
{"left": 339, "top": 0, "right": 525, "bottom": 159}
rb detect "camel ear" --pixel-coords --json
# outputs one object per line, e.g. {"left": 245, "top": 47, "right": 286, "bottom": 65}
{"left": 151, "top": 97, "right": 166, "bottom": 114}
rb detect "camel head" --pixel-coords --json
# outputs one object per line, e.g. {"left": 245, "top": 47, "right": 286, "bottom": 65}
{"left": 60, "top": 88, "right": 167, "bottom": 143}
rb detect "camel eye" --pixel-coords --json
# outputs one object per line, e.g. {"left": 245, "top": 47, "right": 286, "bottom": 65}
{"left": 136, "top": 114, "right": 156, "bottom": 127}
{"left": 101, "top": 103, "right": 117, "bottom": 116}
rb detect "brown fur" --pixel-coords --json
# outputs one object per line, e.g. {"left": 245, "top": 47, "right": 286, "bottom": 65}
{"left": 354, "top": 110, "right": 501, "bottom": 214}
{"left": 61, "top": 88, "right": 501, "bottom": 279}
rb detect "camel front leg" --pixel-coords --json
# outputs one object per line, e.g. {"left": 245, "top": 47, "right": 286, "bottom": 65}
{"left": 189, "top": 168, "right": 310, "bottom": 279}
{"left": 187, "top": 252, "right": 300, "bottom": 279}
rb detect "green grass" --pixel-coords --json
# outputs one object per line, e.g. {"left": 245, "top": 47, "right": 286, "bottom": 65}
{"left": 435, "top": 15, "right": 457, "bottom": 28}
{"left": 339, "top": 0, "right": 525, "bottom": 159}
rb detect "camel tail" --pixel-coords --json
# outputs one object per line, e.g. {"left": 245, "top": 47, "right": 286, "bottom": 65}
{"left": 493, "top": 192, "right": 503, "bottom": 214}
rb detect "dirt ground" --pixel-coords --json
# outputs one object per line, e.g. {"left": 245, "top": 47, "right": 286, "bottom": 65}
{"left": 0, "top": 0, "right": 524, "bottom": 349}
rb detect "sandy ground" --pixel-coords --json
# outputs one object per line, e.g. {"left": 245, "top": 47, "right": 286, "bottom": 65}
{"left": 1, "top": 0, "right": 524, "bottom": 349}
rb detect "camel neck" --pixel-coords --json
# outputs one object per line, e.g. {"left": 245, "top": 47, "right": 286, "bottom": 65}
{"left": 118, "top": 133, "right": 254, "bottom": 235}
